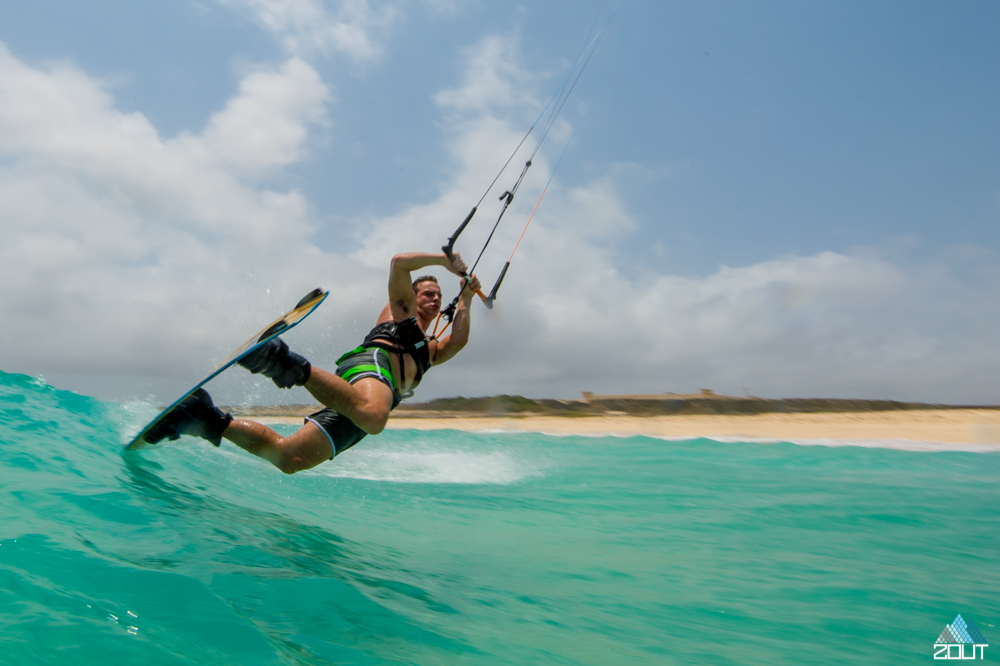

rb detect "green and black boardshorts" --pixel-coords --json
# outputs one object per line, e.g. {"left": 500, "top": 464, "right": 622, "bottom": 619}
{"left": 304, "top": 346, "right": 400, "bottom": 458}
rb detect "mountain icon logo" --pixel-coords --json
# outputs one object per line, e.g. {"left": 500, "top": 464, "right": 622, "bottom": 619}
{"left": 934, "top": 614, "right": 988, "bottom": 660}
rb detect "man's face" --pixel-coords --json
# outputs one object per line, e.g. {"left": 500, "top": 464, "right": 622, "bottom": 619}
{"left": 415, "top": 281, "right": 443, "bottom": 317}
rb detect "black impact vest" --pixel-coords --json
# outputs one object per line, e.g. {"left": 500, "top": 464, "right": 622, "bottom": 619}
{"left": 362, "top": 317, "right": 432, "bottom": 390}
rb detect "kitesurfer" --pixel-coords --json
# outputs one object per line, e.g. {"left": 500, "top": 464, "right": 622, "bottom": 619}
{"left": 146, "top": 251, "right": 481, "bottom": 473}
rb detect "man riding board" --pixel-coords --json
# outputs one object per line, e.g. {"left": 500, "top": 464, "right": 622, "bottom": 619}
{"left": 147, "top": 251, "right": 481, "bottom": 473}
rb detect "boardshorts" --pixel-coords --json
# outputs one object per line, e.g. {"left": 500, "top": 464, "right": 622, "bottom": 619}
{"left": 304, "top": 346, "right": 400, "bottom": 458}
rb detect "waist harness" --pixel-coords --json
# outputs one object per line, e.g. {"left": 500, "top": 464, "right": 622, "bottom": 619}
{"left": 362, "top": 317, "right": 432, "bottom": 387}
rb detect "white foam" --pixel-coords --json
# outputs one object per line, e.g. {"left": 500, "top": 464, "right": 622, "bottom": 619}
{"left": 311, "top": 447, "right": 536, "bottom": 484}
{"left": 115, "top": 398, "right": 163, "bottom": 445}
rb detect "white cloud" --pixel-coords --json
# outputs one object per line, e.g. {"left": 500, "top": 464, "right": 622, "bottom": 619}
{"left": 432, "top": 222, "right": 1000, "bottom": 403}
{"left": 215, "top": 0, "right": 401, "bottom": 60}
{"left": 202, "top": 58, "right": 331, "bottom": 177}
{"left": 2, "top": 34, "right": 998, "bottom": 408}
{"left": 0, "top": 44, "right": 375, "bottom": 396}
{"left": 346, "top": 35, "right": 1000, "bottom": 404}
{"left": 433, "top": 35, "right": 540, "bottom": 115}
{"left": 352, "top": 34, "right": 555, "bottom": 267}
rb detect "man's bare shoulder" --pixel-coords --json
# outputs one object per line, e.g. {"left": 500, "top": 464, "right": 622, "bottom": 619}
{"left": 375, "top": 303, "right": 394, "bottom": 325}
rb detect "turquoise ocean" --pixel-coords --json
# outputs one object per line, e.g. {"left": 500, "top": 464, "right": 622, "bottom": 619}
{"left": 1, "top": 368, "right": 998, "bottom": 665}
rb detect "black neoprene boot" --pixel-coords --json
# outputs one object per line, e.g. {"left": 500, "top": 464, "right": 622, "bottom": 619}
{"left": 144, "top": 388, "right": 233, "bottom": 447}
{"left": 238, "top": 337, "right": 311, "bottom": 388}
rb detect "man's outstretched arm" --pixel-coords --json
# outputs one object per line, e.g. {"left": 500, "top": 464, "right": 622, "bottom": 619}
{"left": 433, "top": 274, "right": 481, "bottom": 365}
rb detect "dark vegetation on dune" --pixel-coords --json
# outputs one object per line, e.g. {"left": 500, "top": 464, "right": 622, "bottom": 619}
{"left": 231, "top": 391, "right": 1000, "bottom": 418}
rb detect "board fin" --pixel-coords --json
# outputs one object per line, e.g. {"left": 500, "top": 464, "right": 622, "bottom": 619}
{"left": 296, "top": 288, "right": 325, "bottom": 309}
{"left": 257, "top": 321, "right": 289, "bottom": 342}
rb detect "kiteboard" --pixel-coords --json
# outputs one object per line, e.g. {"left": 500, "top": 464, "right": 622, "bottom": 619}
{"left": 125, "top": 288, "right": 329, "bottom": 451}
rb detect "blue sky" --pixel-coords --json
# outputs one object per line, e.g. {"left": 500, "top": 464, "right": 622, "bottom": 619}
{"left": 1, "top": 0, "right": 998, "bottom": 404}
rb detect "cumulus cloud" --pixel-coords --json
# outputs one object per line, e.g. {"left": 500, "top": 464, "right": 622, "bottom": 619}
{"left": 0, "top": 43, "right": 376, "bottom": 398}
{"left": 433, "top": 35, "right": 541, "bottom": 116}
{"left": 415, "top": 198, "right": 1000, "bottom": 403}
{"left": 215, "top": 0, "right": 402, "bottom": 60}
{"left": 348, "top": 35, "right": 1000, "bottom": 404}
{"left": 352, "top": 34, "right": 556, "bottom": 267}
{"left": 202, "top": 58, "right": 331, "bottom": 177}
{"left": 1, "top": 34, "right": 997, "bottom": 407}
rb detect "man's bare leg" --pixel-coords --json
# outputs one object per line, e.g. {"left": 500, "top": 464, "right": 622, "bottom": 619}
{"left": 238, "top": 338, "right": 394, "bottom": 434}
{"left": 302, "top": 370, "right": 394, "bottom": 434}
{"left": 220, "top": 375, "right": 393, "bottom": 473}
{"left": 223, "top": 420, "right": 334, "bottom": 474}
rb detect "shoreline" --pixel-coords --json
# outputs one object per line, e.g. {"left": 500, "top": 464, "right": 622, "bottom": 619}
{"left": 242, "top": 409, "right": 1000, "bottom": 446}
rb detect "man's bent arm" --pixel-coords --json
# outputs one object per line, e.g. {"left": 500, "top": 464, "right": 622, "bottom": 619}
{"left": 388, "top": 252, "right": 455, "bottom": 319}
{"left": 433, "top": 276, "right": 478, "bottom": 365}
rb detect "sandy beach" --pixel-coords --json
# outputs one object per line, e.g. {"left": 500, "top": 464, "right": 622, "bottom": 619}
{"left": 246, "top": 409, "right": 1000, "bottom": 446}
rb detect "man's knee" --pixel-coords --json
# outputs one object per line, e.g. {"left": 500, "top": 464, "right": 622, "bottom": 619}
{"left": 353, "top": 404, "right": 389, "bottom": 435}
{"left": 273, "top": 430, "right": 332, "bottom": 474}
{"left": 278, "top": 457, "right": 305, "bottom": 475}
{"left": 357, "top": 411, "right": 389, "bottom": 435}
{"left": 275, "top": 449, "right": 324, "bottom": 474}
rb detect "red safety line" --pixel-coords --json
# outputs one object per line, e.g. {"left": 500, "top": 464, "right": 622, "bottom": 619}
{"left": 508, "top": 187, "right": 548, "bottom": 262}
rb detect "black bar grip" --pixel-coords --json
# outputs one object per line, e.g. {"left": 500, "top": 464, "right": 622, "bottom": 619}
{"left": 484, "top": 261, "right": 510, "bottom": 309}
{"left": 443, "top": 207, "right": 477, "bottom": 260}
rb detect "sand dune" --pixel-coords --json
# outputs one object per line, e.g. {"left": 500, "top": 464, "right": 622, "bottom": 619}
{"left": 245, "top": 409, "right": 1000, "bottom": 446}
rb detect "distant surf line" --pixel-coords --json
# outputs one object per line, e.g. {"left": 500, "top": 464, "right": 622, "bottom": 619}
{"left": 385, "top": 426, "right": 1000, "bottom": 453}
